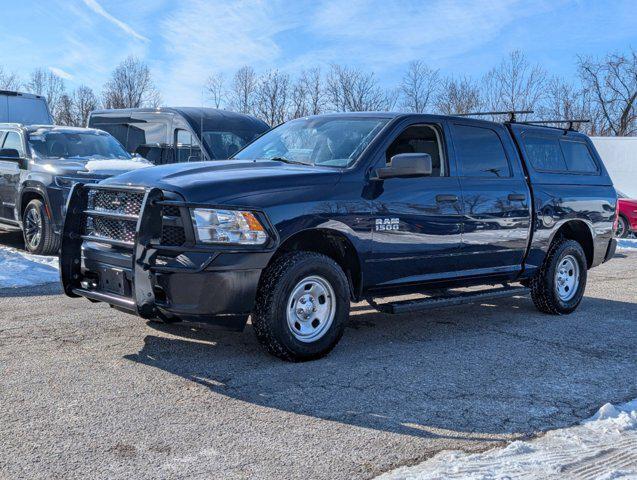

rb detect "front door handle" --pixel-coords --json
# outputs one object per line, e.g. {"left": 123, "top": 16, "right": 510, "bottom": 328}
{"left": 508, "top": 193, "right": 526, "bottom": 202}
{"left": 436, "top": 194, "right": 458, "bottom": 203}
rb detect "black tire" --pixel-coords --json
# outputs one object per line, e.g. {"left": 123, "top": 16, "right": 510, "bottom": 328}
{"left": 252, "top": 251, "right": 350, "bottom": 362}
{"left": 22, "top": 199, "right": 60, "bottom": 255}
{"left": 616, "top": 215, "right": 630, "bottom": 238}
{"left": 530, "top": 238, "right": 587, "bottom": 315}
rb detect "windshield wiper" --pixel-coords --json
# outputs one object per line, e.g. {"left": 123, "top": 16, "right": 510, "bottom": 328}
{"left": 269, "top": 156, "right": 311, "bottom": 166}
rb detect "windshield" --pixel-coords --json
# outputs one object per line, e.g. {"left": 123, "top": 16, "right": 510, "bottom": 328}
{"left": 233, "top": 117, "right": 389, "bottom": 168}
{"left": 28, "top": 131, "right": 131, "bottom": 160}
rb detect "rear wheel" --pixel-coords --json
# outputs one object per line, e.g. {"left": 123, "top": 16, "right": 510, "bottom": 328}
{"left": 252, "top": 251, "right": 350, "bottom": 362}
{"left": 616, "top": 215, "right": 630, "bottom": 238}
{"left": 530, "top": 238, "right": 587, "bottom": 315}
{"left": 22, "top": 199, "right": 60, "bottom": 255}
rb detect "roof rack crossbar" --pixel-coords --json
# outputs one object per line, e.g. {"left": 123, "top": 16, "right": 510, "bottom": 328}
{"left": 519, "top": 119, "right": 591, "bottom": 131}
{"left": 455, "top": 110, "right": 534, "bottom": 122}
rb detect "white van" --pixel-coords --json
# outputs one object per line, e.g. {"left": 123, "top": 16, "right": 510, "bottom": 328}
{"left": 0, "top": 90, "right": 53, "bottom": 125}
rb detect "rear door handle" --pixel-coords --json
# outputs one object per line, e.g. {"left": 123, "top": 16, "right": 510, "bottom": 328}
{"left": 436, "top": 194, "right": 458, "bottom": 203}
{"left": 508, "top": 194, "right": 526, "bottom": 201}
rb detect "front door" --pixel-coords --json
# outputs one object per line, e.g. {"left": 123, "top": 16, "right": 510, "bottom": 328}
{"left": 450, "top": 122, "right": 532, "bottom": 277}
{"left": 368, "top": 122, "right": 463, "bottom": 287}
{"left": 0, "top": 130, "right": 24, "bottom": 221}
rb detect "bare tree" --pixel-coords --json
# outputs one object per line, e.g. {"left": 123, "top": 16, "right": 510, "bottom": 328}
{"left": 72, "top": 85, "right": 99, "bottom": 127}
{"left": 399, "top": 61, "right": 439, "bottom": 113}
{"left": 55, "top": 94, "right": 75, "bottom": 126}
{"left": 326, "top": 64, "right": 393, "bottom": 112}
{"left": 289, "top": 68, "right": 324, "bottom": 119}
{"left": 435, "top": 76, "right": 483, "bottom": 115}
{"left": 26, "top": 68, "right": 66, "bottom": 122}
{"left": 229, "top": 66, "right": 258, "bottom": 115}
{"left": 254, "top": 70, "right": 290, "bottom": 125}
{"left": 0, "top": 66, "right": 21, "bottom": 90}
{"left": 205, "top": 72, "right": 226, "bottom": 109}
{"left": 537, "top": 77, "right": 596, "bottom": 133}
{"left": 578, "top": 50, "right": 637, "bottom": 136}
{"left": 481, "top": 50, "right": 547, "bottom": 120}
{"left": 102, "top": 56, "right": 161, "bottom": 109}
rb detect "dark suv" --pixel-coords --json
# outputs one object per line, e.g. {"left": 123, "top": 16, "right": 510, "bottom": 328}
{"left": 0, "top": 124, "right": 150, "bottom": 255}
{"left": 61, "top": 113, "right": 617, "bottom": 361}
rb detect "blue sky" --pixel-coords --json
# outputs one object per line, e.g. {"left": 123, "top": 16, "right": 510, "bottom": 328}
{"left": 2, "top": 0, "right": 636, "bottom": 105}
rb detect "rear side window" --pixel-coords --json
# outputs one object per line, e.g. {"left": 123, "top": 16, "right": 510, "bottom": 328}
{"left": 560, "top": 140, "right": 598, "bottom": 173}
{"left": 523, "top": 134, "right": 598, "bottom": 174}
{"left": 453, "top": 124, "right": 510, "bottom": 178}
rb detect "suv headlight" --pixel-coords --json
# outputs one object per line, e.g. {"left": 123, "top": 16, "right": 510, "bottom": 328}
{"left": 54, "top": 176, "right": 77, "bottom": 188}
{"left": 190, "top": 208, "right": 268, "bottom": 245}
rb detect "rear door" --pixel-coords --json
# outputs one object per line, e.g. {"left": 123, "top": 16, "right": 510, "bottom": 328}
{"left": 450, "top": 121, "right": 531, "bottom": 277}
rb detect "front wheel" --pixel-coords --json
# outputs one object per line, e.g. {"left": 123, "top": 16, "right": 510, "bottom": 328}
{"left": 252, "top": 251, "right": 350, "bottom": 362}
{"left": 22, "top": 199, "right": 60, "bottom": 255}
{"left": 530, "top": 238, "right": 587, "bottom": 315}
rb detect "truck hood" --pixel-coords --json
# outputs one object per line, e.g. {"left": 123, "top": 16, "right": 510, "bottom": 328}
{"left": 101, "top": 160, "right": 342, "bottom": 203}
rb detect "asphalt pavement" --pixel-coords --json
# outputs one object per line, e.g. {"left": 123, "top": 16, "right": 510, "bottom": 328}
{"left": 1, "top": 237, "right": 635, "bottom": 479}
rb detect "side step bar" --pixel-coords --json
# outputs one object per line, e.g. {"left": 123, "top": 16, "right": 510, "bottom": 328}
{"left": 367, "top": 285, "right": 530, "bottom": 314}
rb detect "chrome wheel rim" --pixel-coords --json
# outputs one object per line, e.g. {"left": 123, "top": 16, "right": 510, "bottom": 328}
{"left": 24, "top": 207, "right": 42, "bottom": 249}
{"left": 616, "top": 217, "right": 626, "bottom": 238}
{"left": 554, "top": 255, "right": 580, "bottom": 302}
{"left": 286, "top": 275, "right": 336, "bottom": 343}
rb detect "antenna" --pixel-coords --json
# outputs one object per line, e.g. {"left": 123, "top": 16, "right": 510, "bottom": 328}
{"left": 455, "top": 110, "right": 534, "bottom": 122}
{"left": 519, "top": 119, "right": 591, "bottom": 131}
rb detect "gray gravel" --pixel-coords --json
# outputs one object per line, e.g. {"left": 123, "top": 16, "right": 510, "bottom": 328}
{"left": 1, "top": 250, "right": 636, "bottom": 480}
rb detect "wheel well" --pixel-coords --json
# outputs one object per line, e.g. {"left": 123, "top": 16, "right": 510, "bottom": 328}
{"left": 554, "top": 220, "right": 594, "bottom": 268}
{"left": 270, "top": 229, "right": 362, "bottom": 300}
{"left": 20, "top": 191, "right": 44, "bottom": 220}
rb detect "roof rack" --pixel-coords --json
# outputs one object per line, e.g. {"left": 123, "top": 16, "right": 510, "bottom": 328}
{"left": 455, "top": 110, "right": 534, "bottom": 122}
{"left": 518, "top": 119, "right": 590, "bottom": 131}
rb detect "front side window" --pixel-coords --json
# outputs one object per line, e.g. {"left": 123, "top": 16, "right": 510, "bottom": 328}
{"left": 3, "top": 131, "right": 25, "bottom": 156}
{"left": 27, "top": 131, "right": 131, "bottom": 160}
{"left": 385, "top": 124, "right": 446, "bottom": 177}
{"left": 202, "top": 131, "right": 253, "bottom": 159}
{"left": 453, "top": 124, "right": 510, "bottom": 178}
{"left": 175, "top": 129, "right": 202, "bottom": 162}
{"left": 233, "top": 117, "right": 389, "bottom": 168}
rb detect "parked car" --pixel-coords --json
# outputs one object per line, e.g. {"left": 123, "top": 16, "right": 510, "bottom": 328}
{"left": 87, "top": 107, "right": 269, "bottom": 165}
{"left": 1, "top": 90, "right": 53, "bottom": 125}
{"left": 60, "top": 113, "right": 617, "bottom": 361}
{"left": 0, "top": 124, "right": 151, "bottom": 255}
{"left": 616, "top": 191, "right": 637, "bottom": 238}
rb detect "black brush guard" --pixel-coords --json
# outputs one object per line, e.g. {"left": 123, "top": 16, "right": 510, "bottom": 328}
{"left": 60, "top": 183, "right": 168, "bottom": 319}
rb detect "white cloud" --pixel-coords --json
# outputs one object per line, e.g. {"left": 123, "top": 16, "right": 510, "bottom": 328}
{"left": 48, "top": 66, "right": 74, "bottom": 80}
{"left": 81, "top": 0, "right": 149, "bottom": 42}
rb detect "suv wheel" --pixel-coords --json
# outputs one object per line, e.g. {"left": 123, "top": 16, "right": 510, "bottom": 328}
{"left": 22, "top": 199, "right": 60, "bottom": 255}
{"left": 616, "top": 215, "right": 629, "bottom": 238}
{"left": 530, "top": 238, "right": 587, "bottom": 315}
{"left": 252, "top": 251, "right": 350, "bottom": 362}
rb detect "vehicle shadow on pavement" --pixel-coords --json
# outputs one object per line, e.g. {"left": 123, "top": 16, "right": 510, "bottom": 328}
{"left": 125, "top": 294, "right": 637, "bottom": 441}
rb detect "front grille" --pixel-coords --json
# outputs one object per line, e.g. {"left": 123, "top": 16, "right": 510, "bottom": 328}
{"left": 83, "top": 188, "right": 187, "bottom": 247}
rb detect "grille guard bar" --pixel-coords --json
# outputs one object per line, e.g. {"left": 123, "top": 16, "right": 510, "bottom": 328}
{"left": 60, "top": 183, "right": 165, "bottom": 318}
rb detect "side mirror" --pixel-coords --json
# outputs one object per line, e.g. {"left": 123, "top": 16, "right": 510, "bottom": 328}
{"left": 375, "top": 153, "right": 432, "bottom": 179}
{"left": 0, "top": 148, "right": 26, "bottom": 169}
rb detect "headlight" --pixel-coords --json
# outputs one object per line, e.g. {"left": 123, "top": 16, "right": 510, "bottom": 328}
{"left": 190, "top": 208, "right": 268, "bottom": 245}
{"left": 54, "top": 176, "right": 77, "bottom": 188}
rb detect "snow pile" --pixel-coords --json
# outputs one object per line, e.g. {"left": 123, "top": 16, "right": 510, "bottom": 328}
{"left": 84, "top": 158, "right": 152, "bottom": 173}
{"left": 0, "top": 245, "right": 59, "bottom": 288}
{"left": 618, "top": 238, "right": 637, "bottom": 251}
{"left": 378, "top": 399, "right": 637, "bottom": 480}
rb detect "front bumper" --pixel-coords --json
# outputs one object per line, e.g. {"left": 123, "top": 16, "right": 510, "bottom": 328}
{"left": 60, "top": 184, "right": 273, "bottom": 331}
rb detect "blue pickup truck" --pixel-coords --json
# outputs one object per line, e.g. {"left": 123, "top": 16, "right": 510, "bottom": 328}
{"left": 60, "top": 112, "right": 618, "bottom": 361}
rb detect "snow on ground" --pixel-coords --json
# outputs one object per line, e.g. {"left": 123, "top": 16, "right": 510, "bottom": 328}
{"left": 377, "top": 399, "right": 637, "bottom": 480}
{"left": 0, "top": 245, "right": 59, "bottom": 288}
{"left": 618, "top": 238, "right": 637, "bottom": 251}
